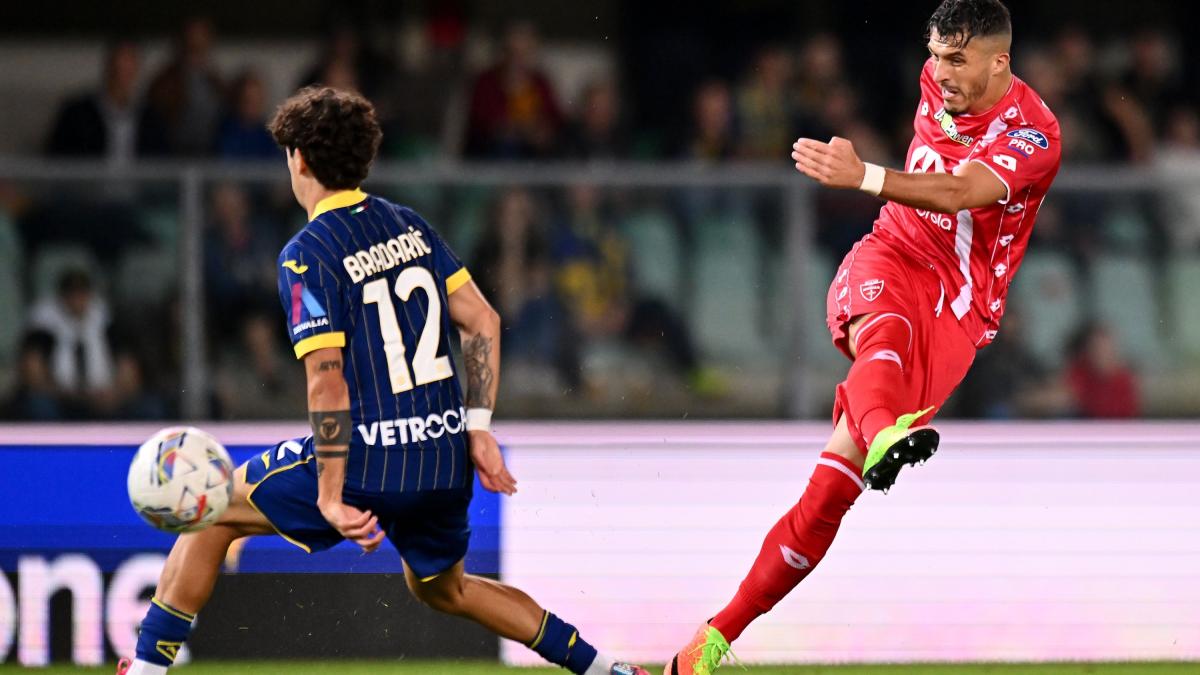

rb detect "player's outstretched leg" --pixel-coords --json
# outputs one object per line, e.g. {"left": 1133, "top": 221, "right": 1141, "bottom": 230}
{"left": 838, "top": 312, "right": 938, "bottom": 492}
{"left": 665, "top": 417, "right": 865, "bottom": 675}
{"left": 405, "top": 560, "right": 649, "bottom": 674}
{"left": 118, "top": 466, "right": 275, "bottom": 674}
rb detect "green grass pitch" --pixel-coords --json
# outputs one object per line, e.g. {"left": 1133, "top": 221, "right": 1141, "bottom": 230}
{"left": 2, "top": 661, "right": 1195, "bottom": 674}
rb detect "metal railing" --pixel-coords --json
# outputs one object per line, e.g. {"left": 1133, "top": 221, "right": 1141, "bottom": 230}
{"left": 0, "top": 159, "right": 1196, "bottom": 420}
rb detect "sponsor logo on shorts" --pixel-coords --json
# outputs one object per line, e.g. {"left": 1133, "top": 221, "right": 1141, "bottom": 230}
{"left": 859, "top": 279, "right": 885, "bottom": 302}
{"left": 1005, "top": 203, "right": 1025, "bottom": 214}
{"left": 993, "top": 263, "right": 1008, "bottom": 277}
{"left": 999, "top": 234, "right": 1015, "bottom": 246}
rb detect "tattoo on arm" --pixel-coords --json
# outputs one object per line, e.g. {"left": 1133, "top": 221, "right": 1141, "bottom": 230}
{"left": 462, "top": 335, "right": 494, "bottom": 408}
{"left": 317, "top": 360, "right": 342, "bottom": 372}
{"left": 309, "top": 410, "right": 352, "bottom": 450}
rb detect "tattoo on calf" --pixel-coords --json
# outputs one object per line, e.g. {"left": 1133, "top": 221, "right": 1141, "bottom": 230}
{"left": 463, "top": 335, "right": 494, "bottom": 409}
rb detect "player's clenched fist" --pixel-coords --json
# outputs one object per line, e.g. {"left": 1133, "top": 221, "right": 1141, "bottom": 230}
{"left": 792, "top": 136, "right": 867, "bottom": 190}
{"left": 469, "top": 430, "right": 518, "bottom": 495}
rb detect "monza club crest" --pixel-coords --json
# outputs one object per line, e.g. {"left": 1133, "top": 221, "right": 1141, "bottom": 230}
{"left": 859, "top": 279, "right": 885, "bottom": 302}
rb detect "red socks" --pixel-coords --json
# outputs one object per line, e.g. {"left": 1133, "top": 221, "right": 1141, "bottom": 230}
{"left": 837, "top": 312, "right": 917, "bottom": 452}
{"left": 709, "top": 452, "right": 865, "bottom": 642}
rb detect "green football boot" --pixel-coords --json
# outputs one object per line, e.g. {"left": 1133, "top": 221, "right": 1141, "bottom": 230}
{"left": 862, "top": 407, "right": 938, "bottom": 492}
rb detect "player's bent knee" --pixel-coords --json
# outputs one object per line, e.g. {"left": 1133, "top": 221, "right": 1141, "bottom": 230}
{"left": 212, "top": 464, "right": 278, "bottom": 537}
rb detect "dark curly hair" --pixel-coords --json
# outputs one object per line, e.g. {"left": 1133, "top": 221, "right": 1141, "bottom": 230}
{"left": 926, "top": 0, "right": 1012, "bottom": 49}
{"left": 268, "top": 86, "right": 382, "bottom": 190}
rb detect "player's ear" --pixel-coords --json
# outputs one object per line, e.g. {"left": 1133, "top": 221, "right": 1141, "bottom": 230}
{"left": 293, "top": 148, "right": 310, "bottom": 177}
{"left": 993, "top": 51, "right": 1010, "bottom": 76}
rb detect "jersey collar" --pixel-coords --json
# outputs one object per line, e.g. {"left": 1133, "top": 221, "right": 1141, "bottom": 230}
{"left": 311, "top": 189, "right": 368, "bottom": 221}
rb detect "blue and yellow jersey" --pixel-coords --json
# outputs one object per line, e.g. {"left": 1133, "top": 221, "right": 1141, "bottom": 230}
{"left": 277, "top": 189, "right": 474, "bottom": 494}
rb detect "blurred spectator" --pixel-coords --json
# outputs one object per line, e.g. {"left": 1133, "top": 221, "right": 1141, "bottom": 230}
{"left": 214, "top": 314, "right": 306, "bottom": 419}
{"left": 678, "top": 80, "right": 737, "bottom": 161}
{"left": 45, "top": 41, "right": 168, "bottom": 160}
{"left": 562, "top": 78, "right": 630, "bottom": 161}
{"left": 1045, "top": 27, "right": 1116, "bottom": 162}
{"left": 1065, "top": 322, "right": 1141, "bottom": 418}
{"left": 26, "top": 268, "right": 119, "bottom": 416}
{"left": 471, "top": 188, "right": 576, "bottom": 382}
{"left": 1122, "top": 29, "right": 1183, "bottom": 133}
{"left": 384, "top": 10, "right": 469, "bottom": 158}
{"left": 1157, "top": 106, "right": 1200, "bottom": 250}
{"left": 552, "top": 184, "right": 699, "bottom": 379}
{"left": 1, "top": 330, "right": 62, "bottom": 420}
{"left": 736, "top": 46, "right": 795, "bottom": 161}
{"left": 676, "top": 80, "right": 754, "bottom": 224}
{"left": 203, "top": 183, "right": 280, "bottom": 336}
{"left": 794, "top": 34, "right": 846, "bottom": 134}
{"left": 952, "top": 313, "right": 1072, "bottom": 419}
{"left": 216, "top": 70, "right": 279, "bottom": 160}
{"left": 463, "top": 21, "right": 565, "bottom": 159}
{"left": 299, "top": 23, "right": 392, "bottom": 100}
{"left": 145, "top": 16, "right": 224, "bottom": 156}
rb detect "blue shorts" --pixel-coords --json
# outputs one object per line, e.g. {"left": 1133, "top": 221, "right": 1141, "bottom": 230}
{"left": 244, "top": 437, "right": 472, "bottom": 579}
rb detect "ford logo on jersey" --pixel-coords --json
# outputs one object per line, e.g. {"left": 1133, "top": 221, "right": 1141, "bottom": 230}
{"left": 1006, "top": 128, "right": 1049, "bottom": 149}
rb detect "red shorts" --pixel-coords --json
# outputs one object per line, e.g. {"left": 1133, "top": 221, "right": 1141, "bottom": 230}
{"left": 825, "top": 233, "right": 977, "bottom": 448}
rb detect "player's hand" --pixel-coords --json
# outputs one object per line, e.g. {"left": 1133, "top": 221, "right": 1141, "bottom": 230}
{"left": 792, "top": 137, "right": 866, "bottom": 190}
{"left": 318, "top": 500, "right": 385, "bottom": 553}
{"left": 469, "top": 430, "right": 517, "bottom": 495}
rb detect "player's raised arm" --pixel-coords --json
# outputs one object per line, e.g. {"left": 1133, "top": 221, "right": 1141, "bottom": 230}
{"left": 792, "top": 136, "right": 1009, "bottom": 213}
{"left": 448, "top": 279, "right": 517, "bottom": 495}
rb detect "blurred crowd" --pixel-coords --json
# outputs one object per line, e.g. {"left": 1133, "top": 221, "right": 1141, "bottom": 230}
{"left": 37, "top": 17, "right": 1200, "bottom": 166}
{"left": 1, "top": 13, "right": 1198, "bottom": 420}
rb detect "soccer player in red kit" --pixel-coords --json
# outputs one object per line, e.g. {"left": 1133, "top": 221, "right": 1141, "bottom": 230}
{"left": 666, "top": 1, "right": 1061, "bottom": 672}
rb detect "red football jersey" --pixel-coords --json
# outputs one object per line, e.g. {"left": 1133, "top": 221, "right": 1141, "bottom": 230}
{"left": 873, "top": 58, "right": 1062, "bottom": 347}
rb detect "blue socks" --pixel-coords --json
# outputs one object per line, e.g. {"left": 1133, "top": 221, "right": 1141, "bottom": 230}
{"left": 134, "top": 597, "right": 195, "bottom": 667}
{"left": 526, "top": 611, "right": 599, "bottom": 674}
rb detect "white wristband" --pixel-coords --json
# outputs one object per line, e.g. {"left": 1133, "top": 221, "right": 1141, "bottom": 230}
{"left": 465, "top": 408, "right": 493, "bottom": 432}
{"left": 859, "top": 162, "right": 886, "bottom": 196}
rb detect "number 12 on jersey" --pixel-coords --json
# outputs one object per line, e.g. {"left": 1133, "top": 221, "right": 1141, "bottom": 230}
{"left": 363, "top": 267, "right": 454, "bottom": 394}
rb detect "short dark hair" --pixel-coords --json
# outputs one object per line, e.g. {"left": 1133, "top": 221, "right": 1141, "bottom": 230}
{"left": 926, "top": 0, "right": 1012, "bottom": 49}
{"left": 268, "top": 86, "right": 382, "bottom": 190}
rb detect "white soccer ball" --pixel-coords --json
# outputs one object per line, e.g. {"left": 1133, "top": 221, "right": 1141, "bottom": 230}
{"left": 127, "top": 426, "right": 235, "bottom": 533}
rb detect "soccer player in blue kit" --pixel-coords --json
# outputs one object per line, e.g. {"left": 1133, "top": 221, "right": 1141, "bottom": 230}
{"left": 118, "top": 86, "right": 649, "bottom": 675}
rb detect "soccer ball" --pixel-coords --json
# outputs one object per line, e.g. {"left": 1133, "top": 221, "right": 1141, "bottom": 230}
{"left": 127, "top": 426, "right": 234, "bottom": 533}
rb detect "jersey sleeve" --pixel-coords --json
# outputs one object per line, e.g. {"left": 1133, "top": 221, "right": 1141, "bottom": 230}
{"left": 971, "top": 126, "right": 1061, "bottom": 204}
{"left": 404, "top": 207, "right": 472, "bottom": 295}
{"left": 277, "top": 239, "right": 350, "bottom": 359}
